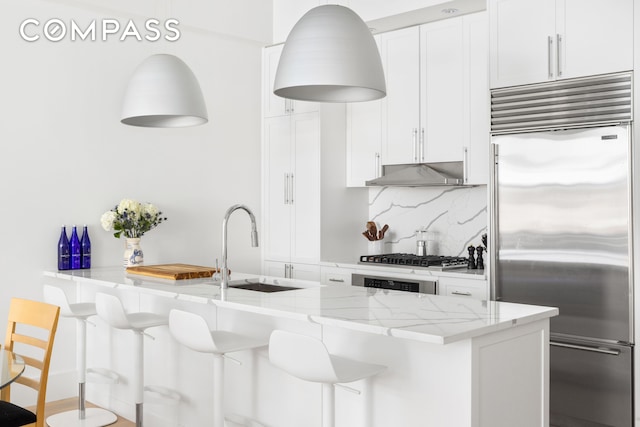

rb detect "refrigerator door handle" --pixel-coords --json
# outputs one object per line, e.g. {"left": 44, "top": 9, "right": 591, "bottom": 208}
{"left": 551, "top": 341, "right": 621, "bottom": 356}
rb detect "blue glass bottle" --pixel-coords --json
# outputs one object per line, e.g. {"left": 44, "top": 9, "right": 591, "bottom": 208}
{"left": 81, "top": 225, "right": 91, "bottom": 269}
{"left": 70, "top": 225, "right": 81, "bottom": 270}
{"left": 58, "top": 225, "right": 70, "bottom": 270}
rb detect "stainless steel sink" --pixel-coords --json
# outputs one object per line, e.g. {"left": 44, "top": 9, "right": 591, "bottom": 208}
{"left": 228, "top": 280, "right": 301, "bottom": 293}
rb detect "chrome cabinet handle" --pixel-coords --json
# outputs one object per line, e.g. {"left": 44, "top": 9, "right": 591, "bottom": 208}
{"left": 289, "top": 264, "right": 294, "bottom": 278}
{"left": 284, "top": 264, "right": 290, "bottom": 278}
{"left": 547, "top": 35, "right": 554, "bottom": 79}
{"left": 463, "top": 146, "right": 469, "bottom": 184}
{"left": 329, "top": 278, "right": 345, "bottom": 283}
{"left": 551, "top": 341, "right": 621, "bottom": 356}
{"left": 451, "top": 291, "right": 472, "bottom": 296}
{"left": 556, "top": 34, "right": 562, "bottom": 77}
{"left": 375, "top": 152, "right": 381, "bottom": 178}
{"left": 412, "top": 128, "right": 418, "bottom": 162}
{"left": 289, "top": 173, "right": 294, "bottom": 204}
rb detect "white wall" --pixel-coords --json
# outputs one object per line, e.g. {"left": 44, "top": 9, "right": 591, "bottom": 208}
{"left": 2, "top": 0, "right": 271, "bottom": 404}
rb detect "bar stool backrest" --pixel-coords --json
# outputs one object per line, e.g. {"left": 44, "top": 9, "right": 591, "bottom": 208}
{"left": 95, "top": 293, "right": 131, "bottom": 330}
{"left": 169, "top": 309, "right": 216, "bottom": 353}
{"left": 269, "top": 330, "right": 338, "bottom": 384}
{"left": 42, "top": 285, "right": 73, "bottom": 317}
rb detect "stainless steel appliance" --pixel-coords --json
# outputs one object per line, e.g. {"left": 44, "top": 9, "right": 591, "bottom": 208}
{"left": 352, "top": 273, "right": 437, "bottom": 294}
{"left": 490, "top": 72, "right": 633, "bottom": 427}
{"left": 359, "top": 253, "right": 468, "bottom": 270}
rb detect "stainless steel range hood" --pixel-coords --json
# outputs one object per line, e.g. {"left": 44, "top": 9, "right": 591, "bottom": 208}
{"left": 365, "top": 162, "right": 465, "bottom": 187}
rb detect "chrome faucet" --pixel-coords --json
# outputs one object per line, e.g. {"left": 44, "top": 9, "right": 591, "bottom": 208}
{"left": 221, "top": 204, "right": 259, "bottom": 289}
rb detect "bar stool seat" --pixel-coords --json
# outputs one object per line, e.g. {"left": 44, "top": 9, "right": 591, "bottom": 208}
{"left": 43, "top": 285, "right": 118, "bottom": 427}
{"left": 268, "top": 330, "right": 386, "bottom": 427}
{"left": 95, "top": 293, "right": 168, "bottom": 427}
{"left": 168, "top": 309, "right": 266, "bottom": 427}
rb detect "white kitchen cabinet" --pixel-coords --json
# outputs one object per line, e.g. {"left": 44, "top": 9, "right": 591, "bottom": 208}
{"left": 439, "top": 275, "right": 488, "bottom": 300}
{"left": 419, "top": 18, "right": 465, "bottom": 164}
{"left": 263, "top": 44, "right": 318, "bottom": 118}
{"left": 380, "top": 26, "right": 421, "bottom": 165}
{"left": 265, "top": 260, "right": 321, "bottom": 281}
{"left": 320, "top": 265, "right": 353, "bottom": 286}
{"left": 463, "top": 12, "right": 490, "bottom": 185}
{"left": 348, "top": 13, "right": 489, "bottom": 186}
{"left": 489, "top": 0, "right": 633, "bottom": 88}
{"left": 263, "top": 112, "right": 320, "bottom": 266}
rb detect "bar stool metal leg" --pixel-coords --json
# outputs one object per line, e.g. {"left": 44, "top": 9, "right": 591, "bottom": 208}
{"left": 44, "top": 285, "right": 118, "bottom": 427}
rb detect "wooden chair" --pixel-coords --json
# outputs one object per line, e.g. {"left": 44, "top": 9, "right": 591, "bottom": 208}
{"left": 0, "top": 298, "right": 60, "bottom": 427}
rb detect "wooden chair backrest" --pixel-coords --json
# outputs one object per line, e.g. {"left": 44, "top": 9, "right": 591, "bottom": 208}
{"left": 1, "top": 298, "right": 60, "bottom": 427}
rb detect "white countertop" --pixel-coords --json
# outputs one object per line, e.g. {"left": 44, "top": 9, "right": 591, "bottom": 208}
{"left": 44, "top": 267, "right": 556, "bottom": 345}
{"left": 320, "top": 261, "right": 487, "bottom": 280}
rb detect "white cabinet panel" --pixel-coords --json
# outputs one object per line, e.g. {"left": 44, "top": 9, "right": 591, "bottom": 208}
{"left": 264, "top": 116, "right": 293, "bottom": 262}
{"left": 380, "top": 26, "right": 421, "bottom": 165}
{"left": 263, "top": 113, "right": 320, "bottom": 267}
{"left": 463, "top": 12, "right": 490, "bottom": 185}
{"left": 489, "top": 0, "right": 555, "bottom": 88}
{"left": 420, "top": 18, "right": 464, "bottom": 163}
{"left": 560, "top": 0, "right": 633, "bottom": 80}
{"left": 489, "top": 0, "right": 633, "bottom": 88}
{"left": 290, "top": 114, "right": 321, "bottom": 265}
{"left": 346, "top": 99, "right": 383, "bottom": 187}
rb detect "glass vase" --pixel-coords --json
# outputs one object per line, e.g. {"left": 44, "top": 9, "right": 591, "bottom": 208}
{"left": 124, "top": 238, "right": 144, "bottom": 267}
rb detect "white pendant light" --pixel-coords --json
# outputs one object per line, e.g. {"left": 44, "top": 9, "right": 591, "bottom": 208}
{"left": 121, "top": 54, "right": 208, "bottom": 127}
{"left": 274, "top": 5, "right": 386, "bottom": 103}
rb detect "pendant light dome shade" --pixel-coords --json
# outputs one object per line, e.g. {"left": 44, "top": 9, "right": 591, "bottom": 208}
{"left": 121, "top": 54, "right": 208, "bottom": 127}
{"left": 274, "top": 5, "right": 386, "bottom": 103}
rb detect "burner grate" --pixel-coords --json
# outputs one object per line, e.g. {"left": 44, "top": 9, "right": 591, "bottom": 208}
{"left": 359, "top": 253, "right": 468, "bottom": 269}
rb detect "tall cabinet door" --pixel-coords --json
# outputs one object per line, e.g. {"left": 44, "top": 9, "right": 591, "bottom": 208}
{"left": 420, "top": 18, "right": 464, "bottom": 163}
{"left": 290, "top": 113, "right": 321, "bottom": 264}
{"left": 264, "top": 116, "right": 292, "bottom": 262}
{"left": 559, "top": 0, "right": 633, "bottom": 80}
{"left": 380, "top": 26, "right": 420, "bottom": 165}
{"left": 489, "top": 0, "right": 556, "bottom": 88}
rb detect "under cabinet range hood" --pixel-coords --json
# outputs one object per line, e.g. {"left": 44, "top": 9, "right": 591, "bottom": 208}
{"left": 365, "top": 162, "right": 465, "bottom": 187}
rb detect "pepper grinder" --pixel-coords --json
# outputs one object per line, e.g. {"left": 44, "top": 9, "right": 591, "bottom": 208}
{"left": 467, "top": 245, "right": 477, "bottom": 269}
{"left": 476, "top": 245, "right": 484, "bottom": 270}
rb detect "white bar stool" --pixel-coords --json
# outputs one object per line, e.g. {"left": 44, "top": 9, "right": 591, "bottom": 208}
{"left": 95, "top": 293, "right": 168, "bottom": 427}
{"left": 268, "top": 330, "right": 386, "bottom": 427}
{"left": 43, "top": 285, "right": 118, "bottom": 427}
{"left": 168, "top": 309, "right": 267, "bottom": 427}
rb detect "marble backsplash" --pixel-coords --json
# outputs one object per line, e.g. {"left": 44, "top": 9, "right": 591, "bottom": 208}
{"left": 368, "top": 186, "right": 488, "bottom": 257}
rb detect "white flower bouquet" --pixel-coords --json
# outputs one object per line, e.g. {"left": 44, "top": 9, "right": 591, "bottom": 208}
{"left": 101, "top": 199, "right": 167, "bottom": 238}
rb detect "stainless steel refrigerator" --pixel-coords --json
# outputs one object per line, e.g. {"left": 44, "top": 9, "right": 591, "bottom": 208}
{"left": 490, "top": 73, "right": 634, "bottom": 427}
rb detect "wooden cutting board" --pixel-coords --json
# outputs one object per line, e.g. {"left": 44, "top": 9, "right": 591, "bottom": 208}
{"left": 126, "top": 264, "right": 217, "bottom": 280}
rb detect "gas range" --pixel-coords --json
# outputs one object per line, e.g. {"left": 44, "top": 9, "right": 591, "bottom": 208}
{"left": 359, "top": 253, "right": 469, "bottom": 270}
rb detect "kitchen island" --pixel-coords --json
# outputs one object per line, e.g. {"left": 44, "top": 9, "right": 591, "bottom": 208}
{"left": 43, "top": 267, "right": 557, "bottom": 427}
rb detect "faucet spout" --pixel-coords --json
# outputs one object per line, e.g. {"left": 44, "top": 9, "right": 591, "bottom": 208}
{"left": 221, "top": 204, "right": 259, "bottom": 289}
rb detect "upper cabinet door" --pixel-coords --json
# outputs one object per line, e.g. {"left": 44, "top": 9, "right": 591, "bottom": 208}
{"left": 263, "top": 45, "right": 288, "bottom": 117}
{"left": 489, "top": 0, "right": 556, "bottom": 88}
{"left": 420, "top": 18, "right": 464, "bottom": 163}
{"left": 490, "top": 0, "right": 633, "bottom": 89}
{"left": 380, "top": 26, "right": 421, "bottom": 165}
{"left": 559, "top": 0, "right": 633, "bottom": 80}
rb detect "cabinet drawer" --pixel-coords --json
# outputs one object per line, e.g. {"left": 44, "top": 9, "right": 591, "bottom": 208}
{"left": 320, "top": 269, "right": 351, "bottom": 286}
{"left": 445, "top": 284, "right": 486, "bottom": 300}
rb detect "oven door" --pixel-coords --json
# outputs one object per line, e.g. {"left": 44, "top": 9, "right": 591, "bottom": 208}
{"left": 352, "top": 273, "right": 437, "bottom": 294}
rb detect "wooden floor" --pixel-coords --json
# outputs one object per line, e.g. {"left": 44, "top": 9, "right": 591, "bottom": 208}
{"left": 41, "top": 398, "right": 135, "bottom": 426}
